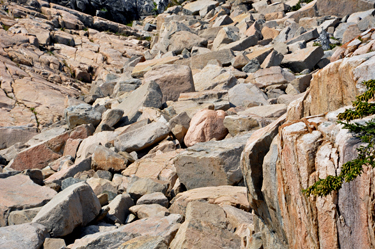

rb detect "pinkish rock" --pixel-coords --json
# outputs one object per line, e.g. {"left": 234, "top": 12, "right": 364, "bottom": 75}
{"left": 184, "top": 109, "right": 228, "bottom": 147}
{"left": 0, "top": 174, "right": 56, "bottom": 226}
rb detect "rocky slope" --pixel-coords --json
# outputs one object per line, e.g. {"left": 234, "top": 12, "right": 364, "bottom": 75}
{"left": 1, "top": 0, "right": 375, "bottom": 248}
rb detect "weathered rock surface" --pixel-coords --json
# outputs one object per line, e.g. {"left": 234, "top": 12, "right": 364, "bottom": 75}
{"left": 0, "top": 223, "right": 49, "bottom": 249}
{"left": 32, "top": 182, "right": 101, "bottom": 237}
{"left": 0, "top": 175, "right": 56, "bottom": 227}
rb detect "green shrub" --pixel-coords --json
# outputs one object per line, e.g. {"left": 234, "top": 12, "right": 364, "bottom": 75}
{"left": 303, "top": 79, "right": 375, "bottom": 197}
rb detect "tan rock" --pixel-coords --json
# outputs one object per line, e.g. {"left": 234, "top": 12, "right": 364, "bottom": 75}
{"left": 184, "top": 109, "right": 228, "bottom": 147}
{"left": 132, "top": 56, "right": 180, "bottom": 78}
{"left": 261, "top": 26, "right": 280, "bottom": 40}
{"left": 130, "top": 204, "right": 169, "bottom": 219}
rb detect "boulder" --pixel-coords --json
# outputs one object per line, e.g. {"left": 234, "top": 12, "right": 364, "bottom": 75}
{"left": 8, "top": 207, "right": 42, "bottom": 226}
{"left": 184, "top": 109, "right": 227, "bottom": 147}
{"left": 69, "top": 215, "right": 182, "bottom": 249}
{"left": 224, "top": 115, "right": 261, "bottom": 136}
{"left": 87, "top": 178, "right": 118, "bottom": 201}
{"left": 190, "top": 49, "right": 235, "bottom": 70}
{"left": 92, "top": 145, "right": 127, "bottom": 171}
{"left": 169, "top": 186, "right": 250, "bottom": 216}
{"left": 228, "top": 83, "right": 269, "bottom": 108}
{"left": 137, "top": 192, "right": 169, "bottom": 207}
{"left": 64, "top": 104, "right": 102, "bottom": 129}
{"left": 143, "top": 64, "right": 195, "bottom": 102}
{"left": 246, "top": 66, "right": 295, "bottom": 88}
{"left": 169, "top": 201, "right": 241, "bottom": 248}
{"left": 0, "top": 126, "right": 37, "bottom": 150}
{"left": 281, "top": 46, "right": 324, "bottom": 73}
{"left": 0, "top": 174, "right": 56, "bottom": 226}
{"left": 115, "top": 81, "right": 163, "bottom": 125}
{"left": 130, "top": 204, "right": 169, "bottom": 219}
{"left": 0, "top": 223, "right": 49, "bottom": 249}
{"left": 176, "top": 133, "right": 252, "bottom": 190}
{"left": 32, "top": 182, "right": 101, "bottom": 237}
{"left": 118, "top": 236, "right": 168, "bottom": 249}
{"left": 107, "top": 194, "right": 134, "bottom": 224}
{"left": 168, "top": 31, "right": 207, "bottom": 54}
{"left": 132, "top": 56, "right": 180, "bottom": 78}
{"left": 127, "top": 177, "right": 168, "bottom": 200}
{"left": 316, "top": 0, "right": 375, "bottom": 17}
{"left": 115, "top": 121, "right": 170, "bottom": 152}
{"left": 183, "top": 0, "right": 218, "bottom": 15}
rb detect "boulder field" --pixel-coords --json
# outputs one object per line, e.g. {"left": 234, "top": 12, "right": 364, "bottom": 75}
{"left": 1, "top": 0, "right": 375, "bottom": 248}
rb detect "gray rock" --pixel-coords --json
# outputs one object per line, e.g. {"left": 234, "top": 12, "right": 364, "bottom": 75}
{"left": 69, "top": 214, "right": 182, "bottom": 249}
{"left": 0, "top": 126, "right": 37, "bottom": 150}
{"left": 136, "top": 192, "right": 169, "bottom": 207}
{"left": 118, "top": 236, "right": 168, "bottom": 249}
{"left": 94, "top": 170, "right": 113, "bottom": 181}
{"left": 318, "top": 30, "right": 330, "bottom": 51}
{"left": 243, "top": 59, "right": 260, "bottom": 73}
{"left": 107, "top": 193, "right": 134, "bottom": 224}
{"left": 61, "top": 177, "right": 84, "bottom": 190}
{"left": 190, "top": 49, "right": 235, "bottom": 69}
{"left": 64, "top": 104, "right": 102, "bottom": 129}
{"left": 224, "top": 115, "right": 261, "bottom": 136}
{"left": 333, "top": 22, "right": 355, "bottom": 41}
{"left": 32, "top": 182, "right": 101, "bottom": 237}
{"left": 130, "top": 204, "right": 169, "bottom": 219}
{"left": 116, "top": 81, "right": 163, "bottom": 125}
{"left": 212, "top": 26, "right": 240, "bottom": 51}
{"left": 98, "top": 109, "right": 124, "bottom": 128}
{"left": 286, "top": 28, "right": 319, "bottom": 45}
{"left": 0, "top": 223, "right": 49, "bottom": 249}
{"left": 219, "top": 35, "right": 258, "bottom": 51}
{"left": 127, "top": 177, "right": 168, "bottom": 200}
{"left": 261, "top": 50, "right": 284, "bottom": 68}
{"left": 281, "top": 46, "right": 324, "bottom": 72}
{"left": 115, "top": 121, "right": 170, "bottom": 153}
{"left": 212, "top": 15, "right": 234, "bottom": 27}
{"left": 183, "top": 0, "right": 218, "bottom": 15}
{"left": 169, "top": 112, "right": 191, "bottom": 143}
{"left": 168, "top": 31, "right": 208, "bottom": 54}
{"left": 174, "top": 133, "right": 253, "bottom": 190}
{"left": 228, "top": 83, "right": 269, "bottom": 107}
{"left": 112, "top": 78, "right": 142, "bottom": 97}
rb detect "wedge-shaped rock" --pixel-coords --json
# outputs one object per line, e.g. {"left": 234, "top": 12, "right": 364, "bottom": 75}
{"left": 132, "top": 56, "right": 180, "bottom": 78}
{"left": 246, "top": 66, "right": 295, "bottom": 88}
{"left": 176, "top": 133, "right": 252, "bottom": 190}
{"left": 64, "top": 104, "right": 102, "bottom": 129}
{"left": 0, "top": 223, "right": 49, "bottom": 249}
{"left": 190, "top": 49, "right": 235, "bottom": 69}
{"left": 0, "top": 175, "right": 56, "bottom": 226}
{"left": 70, "top": 214, "right": 183, "bottom": 249}
{"left": 143, "top": 64, "right": 195, "bottom": 102}
{"left": 118, "top": 236, "right": 168, "bottom": 249}
{"left": 115, "top": 81, "right": 163, "bottom": 125}
{"left": 169, "top": 186, "right": 250, "bottom": 216}
{"left": 32, "top": 182, "right": 101, "bottom": 237}
{"left": 115, "top": 121, "right": 170, "bottom": 153}
{"left": 168, "top": 31, "right": 207, "bottom": 54}
{"left": 170, "top": 201, "right": 241, "bottom": 248}
{"left": 281, "top": 46, "right": 324, "bottom": 72}
{"left": 130, "top": 204, "right": 169, "bottom": 219}
{"left": 183, "top": 0, "right": 218, "bottom": 15}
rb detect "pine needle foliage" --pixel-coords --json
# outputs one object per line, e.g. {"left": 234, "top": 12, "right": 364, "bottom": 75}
{"left": 303, "top": 79, "right": 375, "bottom": 197}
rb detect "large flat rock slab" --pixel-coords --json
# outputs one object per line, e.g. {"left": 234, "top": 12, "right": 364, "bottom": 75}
{"left": 0, "top": 223, "right": 49, "bottom": 249}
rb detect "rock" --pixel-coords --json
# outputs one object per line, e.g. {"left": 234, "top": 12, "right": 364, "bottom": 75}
{"left": 169, "top": 112, "right": 191, "bottom": 143}
{"left": 8, "top": 207, "right": 41, "bottom": 226}
{"left": 342, "top": 24, "right": 362, "bottom": 44}
{"left": 96, "top": 109, "right": 124, "bottom": 131}
{"left": 92, "top": 145, "right": 127, "bottom": 171}
{"left": 212, "top": 26, "right": 239, "bottom": 51}
{"left": 247, "top": 66, "right": 295, "bottom": 88}
{"left": 190, "top": 49, "right": 235, "bottom": 70}
{"left": 118, "top": 236, "right": 168, "bottom": 249}
{"left": 132, "top": 56, "right": 180, "bottom": 78}
{"left": 228, "top": 83, "right": 269, "bottom": 108}
{"left": 169, "top": 201, "right": 241, "bottom": 248}
{"left": 44, "top": 157, "right": 92, "bottom": 184}
{"left": 0, "top": 174, "right": 56, "bottom": 226}
{"left": 65, "top": 104, "right": 102, "bottom": 129}
{"left": 193, "top": 64, "right": 224, "bottom": 91}
{"left": 94, "top": 170, "right": 113, "bottom": 181}
{"left": 130, "top": 204, "right": 169, "bottom": 219}
{"left": 262, "top": 26, "right": 280, "bottom": 40}
{"left": 183, "top": 0, "right": 218, "bottom": 15}
{"left": 231, "top": 53, "right": 250, "bottom": 69}
{"left": 176, "top": 133, "right": 252, "bottom": 190}
{"left": 107, "top": 194, "right": 134, "bottom": 224}
{"left": 261, "top": 50, "right": 284, "bottom": 68}
{"left": 224, "top": 115, "right": 261, "bottom": 136}
{"left": 43, "top": 238, "right": 66, "bottom": 249}
{"left": 219, "top": 35, "right": 258, "bottom": 51}
{"left": 281, "top": 46, "right": 324, "bottom": 72}
{"left": 143, "top": 64, "right": 195, "bottom": 102}
{"left": 115, "top": 81, "right": 163, "bottom": 125}
{"left": 168, "top": 31, "right": 207, "bottom": 54}
{"left": 70, "top": 214, "right": 182, "bottom": 248}
{"left": 242, "top": 58, "right": 261, "bottom": 73}
{"left": 184, "top": 109, "right": 228, "bottom": 147}
{"left": 0, "top": 126, "right": 37, "bottom": 150}
{"left": 61, "top": 177, "right": 84, "bottom": 190}
{"left": 115, "top": 121, "right": 170, "bottom": 152}
{"left": 316, "top": 0, "right": 375, "bottom": 17}
{"left": 212, "top": 15, "right": 234, "bottom": 27}
{"left": 32, "top": 182, "right": 101, "bottom": 237}
{"left": 286, "top": 28, "right": 319, "bottom": 45}
{"left": 137, "top": 192, "right": 169, "bottom": 207}
{"left": 127, "top": 177, "right": 168, "bottom": 200}
{"left": 0, "top": 223, "right": 49, "bottom": 249}
{"left": 87, "top": 178, "right": 118, "bottom": 201}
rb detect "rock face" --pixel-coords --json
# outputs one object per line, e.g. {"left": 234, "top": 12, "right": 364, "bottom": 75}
{"left": 184, "top": 109, "right": 228, "bottom": 147}
{"left": 0, "top": 175, "right": 56, "bottom": 227}
{"left": 32, "top": 182, "right": 101, "bottom": 237}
